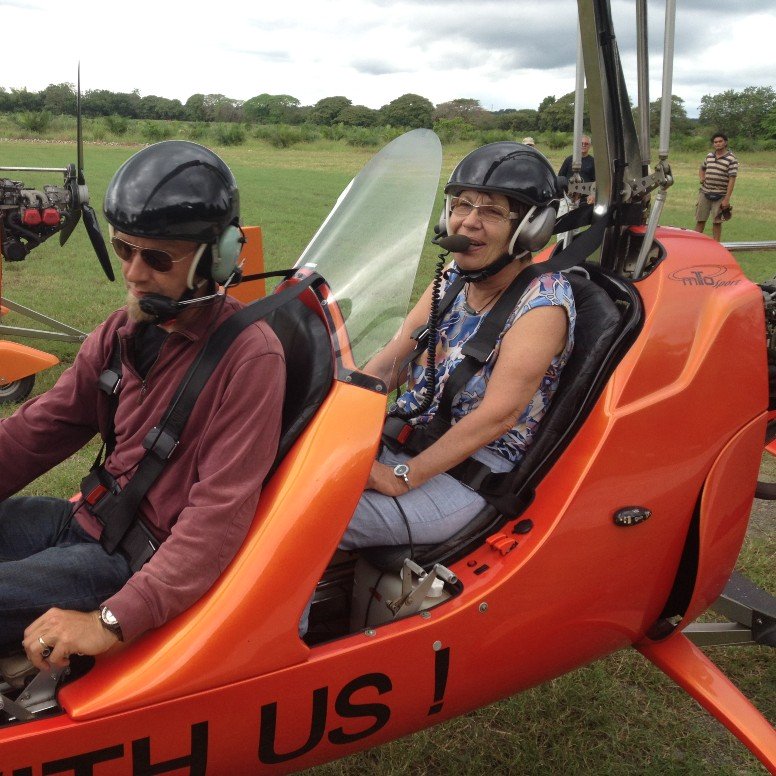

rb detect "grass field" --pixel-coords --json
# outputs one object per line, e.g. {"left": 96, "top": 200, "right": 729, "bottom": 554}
{"left": 0, "top": 136, "right": 774, "bottom": 774}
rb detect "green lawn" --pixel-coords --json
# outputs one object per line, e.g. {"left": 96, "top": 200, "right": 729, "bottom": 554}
{"left": 0, "top": 136, "right": 773, "bottom": 775}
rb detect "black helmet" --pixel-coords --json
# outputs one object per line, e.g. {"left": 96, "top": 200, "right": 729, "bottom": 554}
{"left": 445, "top": 141, "right": 558, "bottom": 207}
{"left": 103, "top": 140, "right": 239, "bottom": 243}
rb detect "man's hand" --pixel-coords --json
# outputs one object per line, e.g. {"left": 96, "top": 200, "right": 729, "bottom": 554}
{"left": 22, "top": 609, "right": 119, "bottom": 671}
{"left": 367, "top": 460, "right": 411, "bottom": 497}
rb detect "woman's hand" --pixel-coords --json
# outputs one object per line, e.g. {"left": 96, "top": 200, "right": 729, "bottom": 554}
{"left": 367, "top": 460, "right": 411, "bottom": 497}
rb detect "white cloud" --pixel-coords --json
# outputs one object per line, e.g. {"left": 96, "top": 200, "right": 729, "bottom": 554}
{"left": 1, "top": 0, "right": 774, "bottom": 116}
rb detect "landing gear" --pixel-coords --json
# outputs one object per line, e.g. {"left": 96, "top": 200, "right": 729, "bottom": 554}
{"left": 0, "top": 374, "right": 35, "bottom": 404}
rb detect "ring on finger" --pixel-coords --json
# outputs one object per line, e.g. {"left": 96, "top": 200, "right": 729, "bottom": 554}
{"left": 38, "top": 635, "right": 54, "bottom": 659}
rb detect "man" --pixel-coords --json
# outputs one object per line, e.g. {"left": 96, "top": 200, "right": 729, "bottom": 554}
{"left": 0, "top": 141, "right": 285, "bottom": 671}
{"left": 557, "top": 135, "right": 595, "bottom": 242}
{"left": 558, "top": 134, "right": 595, "bottom": 183}
{"left": 695, "top": 132, "right": 738, "bottom": 242}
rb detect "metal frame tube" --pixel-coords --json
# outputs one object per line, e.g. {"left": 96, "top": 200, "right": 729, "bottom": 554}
{"left": 636, "top": 0, "right": 651, "bottom": 169}
{"left": 659, "top": 0, "right": 677, "bottom": 159}
{"left": 573, "top": 24, "right": 585, "bottom": 172}
{"left": 0, "top": 167, "right": 68, "bottom": 174}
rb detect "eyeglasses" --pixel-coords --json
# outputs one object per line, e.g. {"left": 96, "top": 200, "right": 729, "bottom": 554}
{"left": 111, "top": 236, "right": 195, "bottom": 273}
{"left": 449, "top": 197, "right": 520, "bottom": 224}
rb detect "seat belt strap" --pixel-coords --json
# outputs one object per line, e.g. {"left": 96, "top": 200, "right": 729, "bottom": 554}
{"left": 429, "top": 264, "right": 542, "bottom": 431}
{"left": 396, "top": 275, "right": 465, "bottom": 378}
{"left": 98, "top": 271, "right": 322, "bottom": 561}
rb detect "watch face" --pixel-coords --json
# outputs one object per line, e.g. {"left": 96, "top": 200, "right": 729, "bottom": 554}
{"left": 101, "top": 607, "right": 119, "bottom": 627}
{"left": 394, "top": 464, "right": 410, "bottom": 477}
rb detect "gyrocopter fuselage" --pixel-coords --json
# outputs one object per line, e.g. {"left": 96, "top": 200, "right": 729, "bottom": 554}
{"left": 0, "top": 1, "right": 774, "bottom": 773}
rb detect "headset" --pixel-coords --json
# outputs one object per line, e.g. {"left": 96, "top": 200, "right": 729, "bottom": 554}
{"left": 437, "top": 198, "right": 557, "bottom": 262}
{"left": 185, "top": 222, "right": 245, "bottom": 289}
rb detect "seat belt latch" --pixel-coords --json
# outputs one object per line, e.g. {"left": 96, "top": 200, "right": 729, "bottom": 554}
{"left": 98, "top": 368, "right": 121, "bottom": 396}
{"left": 142, "top": 426, "right": 179, "bottom": 460}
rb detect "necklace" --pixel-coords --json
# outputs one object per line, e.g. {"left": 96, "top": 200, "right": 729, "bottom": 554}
{"left": 463, "top": 283, "right": 502, "bottom": 315}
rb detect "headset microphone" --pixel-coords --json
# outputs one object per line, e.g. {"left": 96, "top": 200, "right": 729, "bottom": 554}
{"left": 138, "top": 272, "right": 238, "bottom": 324}
{"left": 431, "top": 233, "right": 471, "bottom": 253}
{"left": 138, "top": 294, "right": 183, "bottom": 322}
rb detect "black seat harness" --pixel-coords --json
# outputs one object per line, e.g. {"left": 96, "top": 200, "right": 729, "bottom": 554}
{"left": 382, "top": 213, "right": 609, "bottom": 515}
{"left": 81, "top": 271, "right": 318, "bottom": 572}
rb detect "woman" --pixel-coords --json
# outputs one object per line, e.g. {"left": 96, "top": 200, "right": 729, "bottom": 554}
{"left": 341, "top": 142, "right": 576, "bottom": 550}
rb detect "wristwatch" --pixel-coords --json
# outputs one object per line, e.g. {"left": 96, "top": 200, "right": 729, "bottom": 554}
{"left": 99, "top": 606, "right": 124, "bottom": 641}
{"left": 393, "top": 463, "right": 411, "bottom": 489}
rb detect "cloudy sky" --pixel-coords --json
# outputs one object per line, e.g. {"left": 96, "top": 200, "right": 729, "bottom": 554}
{"left": 2, "top": 0, "right": 774, "bottom": 117}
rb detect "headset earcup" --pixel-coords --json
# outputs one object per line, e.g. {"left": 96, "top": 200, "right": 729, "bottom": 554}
{"left": 514, "top": 206, "right": 556, "bottom": 253}
{"left": 211, "top": 225, "right": 243, "bottom": 284}
{"left": 434, "top": 206, "right": 447, "bottom": 237}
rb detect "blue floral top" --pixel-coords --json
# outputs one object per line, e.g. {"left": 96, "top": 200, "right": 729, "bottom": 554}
{"left": 395, "top": 267, "right": 576, "bottom": 466}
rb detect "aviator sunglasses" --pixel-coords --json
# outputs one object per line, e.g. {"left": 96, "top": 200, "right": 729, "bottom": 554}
{"left": 111, "top": 236, "right": 201, "bottom": 273}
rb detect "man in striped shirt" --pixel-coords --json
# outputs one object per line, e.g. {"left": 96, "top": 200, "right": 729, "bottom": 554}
{"left": 694, "top": 132, "right": 738, "bottom": 242}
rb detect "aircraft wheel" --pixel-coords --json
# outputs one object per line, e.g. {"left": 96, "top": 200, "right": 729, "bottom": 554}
{"left": 755, "top": 420, "right": 776, "bottom": 500}
{"left": 0, "top": 375, "right": 35, "bottom": 404}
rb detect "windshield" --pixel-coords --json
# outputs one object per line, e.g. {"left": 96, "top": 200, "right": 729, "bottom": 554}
{"left": 296, "top": 129, "right": 442, "bottom": 370}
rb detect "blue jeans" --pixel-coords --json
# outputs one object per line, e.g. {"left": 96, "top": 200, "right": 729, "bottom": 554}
{"left": 0, "top": 496, "right": 132, "bottom": 651}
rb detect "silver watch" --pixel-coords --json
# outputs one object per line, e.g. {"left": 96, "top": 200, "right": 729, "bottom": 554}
{"left": 100, "top": 606, "right": 123, "bottom": 641}
{"left": 393, "top": 463, "right": 411, "bottom": 488}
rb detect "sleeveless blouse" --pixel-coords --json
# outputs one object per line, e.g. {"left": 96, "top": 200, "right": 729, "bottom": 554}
{"left": 395, "top": 267, "right": 576, "bottom": 466}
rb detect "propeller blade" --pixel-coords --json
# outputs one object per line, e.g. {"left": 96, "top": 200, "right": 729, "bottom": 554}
{"left": 76, "top": 64, "right": 84, "bottom": 185}
{"left": 59, "top": 207, "right": 82, "bottom": 246}
{"left": 82, "top": 204, "right": 115, "bottom": 281}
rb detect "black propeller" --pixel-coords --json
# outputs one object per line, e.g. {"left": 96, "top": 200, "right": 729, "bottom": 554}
{"left": 59, "top": 65, "right": 114, "bottom": 281}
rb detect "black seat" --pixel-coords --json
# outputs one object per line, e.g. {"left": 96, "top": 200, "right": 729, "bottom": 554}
{"left": 360, "top": 266, "right": 642, "bottom": 571}
{"left": 263, "top": 296, "right": 334, "bottom": 477}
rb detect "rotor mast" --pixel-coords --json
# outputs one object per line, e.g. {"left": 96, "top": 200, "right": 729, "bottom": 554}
{"left": 576, "top": 0, "right": 676, "bottom": 276}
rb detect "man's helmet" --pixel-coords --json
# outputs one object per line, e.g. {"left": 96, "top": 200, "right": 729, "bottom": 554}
{"left": 444, "top": 141, "right": 559, "bottom": 254}
{"left": 103, "top": 140, "right": 241, "bottom": 284}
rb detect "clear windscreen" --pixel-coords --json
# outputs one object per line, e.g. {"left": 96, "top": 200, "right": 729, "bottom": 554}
{"left": 296, "top": 129, "right": 442, "bottom": 370}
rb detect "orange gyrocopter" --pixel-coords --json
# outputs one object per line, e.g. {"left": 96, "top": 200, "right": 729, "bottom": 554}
{"left": 0, "top": 67, "right": 114, "bottom": 403}
{"left": 1, "top": 1, "right": 774, "bottom": 773}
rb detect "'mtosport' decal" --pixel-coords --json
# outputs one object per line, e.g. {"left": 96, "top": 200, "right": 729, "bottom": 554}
{"left": 668, "top": 265, "right": 742, "bottom": 288}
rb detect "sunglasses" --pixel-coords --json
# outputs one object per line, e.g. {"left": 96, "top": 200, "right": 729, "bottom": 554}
{"left": 111, "top": 236, "right": 199, "bottom": 273}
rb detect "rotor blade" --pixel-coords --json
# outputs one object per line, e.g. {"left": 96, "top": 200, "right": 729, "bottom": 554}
{"left": 76, "top": 63, "right": 84, "bottom": 185}
{"left": 59, "top": 207, "right": 82, "bottom": 246}
{"left": 82, "top": 204, "right": 115, "bottom": 281}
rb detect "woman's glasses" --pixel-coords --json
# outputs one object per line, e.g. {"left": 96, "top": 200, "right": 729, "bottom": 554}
{"left": 111, "top": 236, "right": 194, "bottom": 273}
{"left": 450, "top": 197, "right": 520, "bottom": 224}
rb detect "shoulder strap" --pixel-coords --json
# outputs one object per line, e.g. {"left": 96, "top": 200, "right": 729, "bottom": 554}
{"left": 423, "top": 211, "right": 609, "bottom": 434}
{"left": 94, "top": 337, "right": 124, "bottom": 465}
{"left": 428, "top": 264, "right": 543, "bottom": 430}
{"left": 397, "top": 274, "right": 466, "bottom": 378}
{"left": 99, "top": 272, "right": 322, "bottom": 555}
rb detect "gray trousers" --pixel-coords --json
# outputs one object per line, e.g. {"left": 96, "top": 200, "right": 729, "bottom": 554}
{"left": 339, "top": 446, "right": 499, "bottom": 549}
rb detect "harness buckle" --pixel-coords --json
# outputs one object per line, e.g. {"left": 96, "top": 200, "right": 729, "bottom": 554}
{"left": 410, "top": 325, "right": 429, "bottom": 342}
{"left": 142, "top": 426, "right": 179, "bottom": 460}
{"left": 81, "top": 467, "right": 121, "bottom": 507}
{"left": 98, "top": 368, "right": 121, "bottom": 396}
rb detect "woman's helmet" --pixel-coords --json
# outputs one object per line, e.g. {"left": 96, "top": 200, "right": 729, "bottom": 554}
{"left": 103, "top": 140, "right": 242, "bottom": 284}
{"left": 444, "top": 141, "right": 560, "bottom": 254}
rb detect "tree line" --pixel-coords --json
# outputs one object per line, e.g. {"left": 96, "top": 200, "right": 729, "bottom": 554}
{"left": 2, "top": 82, "right": 775, "bottom": 140}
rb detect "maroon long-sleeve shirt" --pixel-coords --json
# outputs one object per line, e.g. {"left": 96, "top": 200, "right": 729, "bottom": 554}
{"left": 0, "top": 295, "right": 285, "bottom": 641}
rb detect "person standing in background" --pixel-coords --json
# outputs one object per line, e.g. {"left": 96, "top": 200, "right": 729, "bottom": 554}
{"left": 694, "top": 132, "right": 738, "bottom": 242}
{"left": 557, "top": 135, "right": 595, "bottom": 242}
